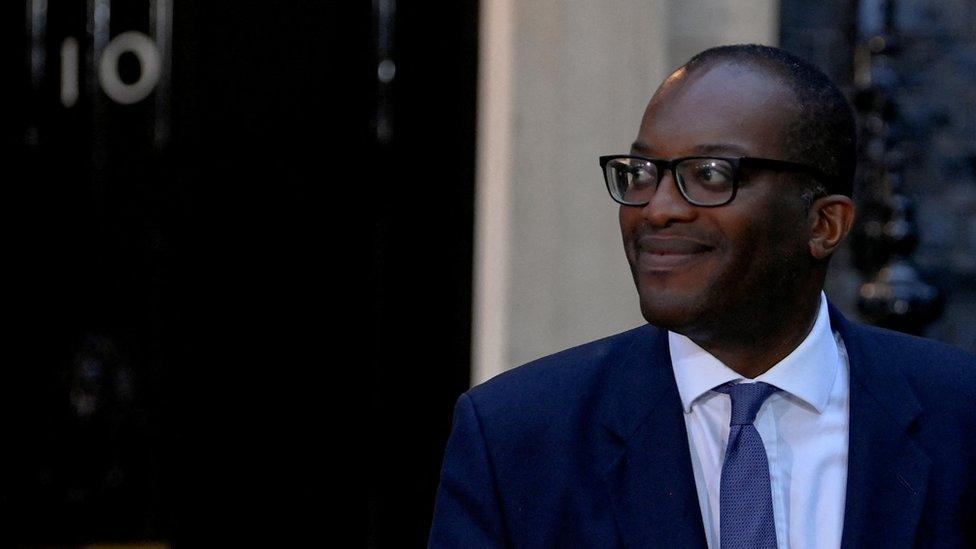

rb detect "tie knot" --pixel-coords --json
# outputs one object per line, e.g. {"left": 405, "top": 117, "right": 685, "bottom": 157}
{"left": 714, "top": 381, "right": 779, "bottom": 425}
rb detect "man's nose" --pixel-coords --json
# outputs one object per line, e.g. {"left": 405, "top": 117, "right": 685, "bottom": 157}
{"left": 641, "top": 171, "right": 696, "bottom": 226}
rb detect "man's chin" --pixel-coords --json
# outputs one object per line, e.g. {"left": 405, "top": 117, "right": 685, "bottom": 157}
{"left": 637, "top": 293, "right": 705, "bottom": 332}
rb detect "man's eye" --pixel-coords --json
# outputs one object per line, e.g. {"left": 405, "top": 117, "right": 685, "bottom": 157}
{"left": 627, "top": 167, "right": 656, "bottom": 187}
{"left": 698, "top": 165, "right": 729, "bottom": 181}
{"left": 690, "top": 163, "right": 732, "bottom": 185}
{"left": 632, "top": 168, "right": 654, "bottom": 180}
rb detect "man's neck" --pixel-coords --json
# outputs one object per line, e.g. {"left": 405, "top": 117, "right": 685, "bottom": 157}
{"left": 687, "top": 292, "right": 823, "bottom": 379}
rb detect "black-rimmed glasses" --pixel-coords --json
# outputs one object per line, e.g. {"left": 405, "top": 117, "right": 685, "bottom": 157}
{"left": 599, "top": 154, "right": 831, "bottom": 207}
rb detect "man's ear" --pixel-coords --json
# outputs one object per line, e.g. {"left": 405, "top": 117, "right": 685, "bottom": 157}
{"left": 808, "top": 195, "right": 856, "bottom": 260}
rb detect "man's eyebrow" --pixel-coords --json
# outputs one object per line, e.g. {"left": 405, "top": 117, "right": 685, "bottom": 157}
{"left": 629, "top": 141, "right": 653, "bottom": 154}
{"left": 689, "top": 143, "right": 750, "bottom": 156}
{"left": 628, "top": 142, "right": 751, "bottom": 156}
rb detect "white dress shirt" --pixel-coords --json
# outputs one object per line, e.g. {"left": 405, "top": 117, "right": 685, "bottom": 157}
{"left": 668, "top": 292, "right": 850, "bottom": 549}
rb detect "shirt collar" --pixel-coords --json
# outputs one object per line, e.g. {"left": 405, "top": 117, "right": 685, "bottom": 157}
{"left": 669, "top": 291, "right": 840, "bottom": 414}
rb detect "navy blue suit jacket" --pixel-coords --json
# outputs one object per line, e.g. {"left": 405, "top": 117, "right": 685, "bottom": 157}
{"left": 428, "top": 304, "right": 976, "bottom": 548}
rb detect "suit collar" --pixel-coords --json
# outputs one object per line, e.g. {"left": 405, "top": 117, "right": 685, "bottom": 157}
{"left": 828, "top": 302, "right": 922, "bottom": 426}
{"left": 598, "top": 325, "right": 673, "bottom": 444}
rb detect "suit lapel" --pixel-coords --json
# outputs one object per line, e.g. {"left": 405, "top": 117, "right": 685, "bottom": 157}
{"left": 598, "top": 325, "right": 707, "bottom": 549}
{"left": 830, "top": 304, "right": 932, "bottom": 549}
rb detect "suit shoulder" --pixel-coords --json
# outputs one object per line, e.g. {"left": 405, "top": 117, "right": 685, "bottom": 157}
{"left": 851, "top": 321, "right": 976, "bottom": 368}
{"left": 463, "top": 324, "right": 653, "bottom": 421}
{"left": 848, "top": 320, "right": 976, "bottom": 399}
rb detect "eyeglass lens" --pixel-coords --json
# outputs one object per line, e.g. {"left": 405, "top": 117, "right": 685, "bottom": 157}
{"left": 605, "top": 157, "right": 735, "bottom": 206}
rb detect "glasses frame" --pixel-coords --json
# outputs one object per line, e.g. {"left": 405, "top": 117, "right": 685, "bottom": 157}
{"left": 599, "top": 154, "right": 832, "bottom": 207}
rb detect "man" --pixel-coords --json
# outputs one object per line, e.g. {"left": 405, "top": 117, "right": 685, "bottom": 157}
{"left": 428, "top": 44, "right": 976, "bottom": 548}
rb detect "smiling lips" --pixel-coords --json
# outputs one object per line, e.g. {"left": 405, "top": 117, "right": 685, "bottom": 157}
{"left": 635, "top": 236, "right": 714, "bottom": 270}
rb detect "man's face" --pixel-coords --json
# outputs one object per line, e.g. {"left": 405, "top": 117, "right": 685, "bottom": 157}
{"left": 620, "top": 62, "right": 814, "bottom": 338}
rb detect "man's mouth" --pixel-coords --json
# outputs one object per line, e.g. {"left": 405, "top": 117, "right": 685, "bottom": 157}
{"left": 634, "top": 236, "right": 714, "bottom": 270}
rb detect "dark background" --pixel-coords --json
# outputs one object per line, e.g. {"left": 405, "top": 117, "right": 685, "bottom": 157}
{"left": 6, "top": 0, "right": 343, "bottom": 544}
{"left": 6, "top": 0, "right": 475, "bottom": 545}
{"left": 368, "top": 1, "right": 479, "bottom": 546}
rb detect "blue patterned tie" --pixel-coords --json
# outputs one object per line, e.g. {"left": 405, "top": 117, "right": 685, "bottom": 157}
{"left": 714, "top": 381, "right": 779, "bottom": 549}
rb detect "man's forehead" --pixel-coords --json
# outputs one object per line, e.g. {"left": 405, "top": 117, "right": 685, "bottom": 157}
{"left": 651, "top": 62, "right": 794, "bottom": 113}
{"left": 655, "top": 60, "right": 789, "bottom": 100}
{"left": 635, "top": 61, "right": 798, "bottom": 157}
